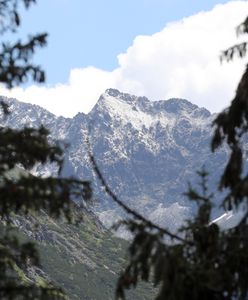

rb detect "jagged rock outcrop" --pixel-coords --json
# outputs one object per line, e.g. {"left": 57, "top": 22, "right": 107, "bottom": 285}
{"left": 0, "top": 89, "right": 227, "bottom": 231}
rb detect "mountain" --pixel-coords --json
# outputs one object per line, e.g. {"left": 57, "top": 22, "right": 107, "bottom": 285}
{"left": 11, "top": 207, "right": 154, "bottom": 300}
{"left": 3, "top": 167, "right": 153, "bottom": 300}
{"left": 0, "top": 89, "right": 227, "bottom": 233}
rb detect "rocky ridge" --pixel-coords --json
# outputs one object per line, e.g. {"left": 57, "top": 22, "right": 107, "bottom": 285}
{"left": 0, "top": 89, "right": 227, "bottom": 232}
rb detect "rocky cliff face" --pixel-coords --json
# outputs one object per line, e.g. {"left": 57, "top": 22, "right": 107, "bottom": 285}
{"left": 0, "top": 89, "right": 227, "bottom": 232}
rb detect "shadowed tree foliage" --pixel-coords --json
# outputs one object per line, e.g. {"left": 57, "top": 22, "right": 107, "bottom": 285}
{"left": 0, "top": 0, "right": 47, "bottom": 88}
{"left": 89, "top": 16, "right": 248, "bottom": 300}
{"left": 0, "top": 113, "right": 92, "bottom": 299}
{"left": 0, "top": 1, "right": 92, "bottom": 299}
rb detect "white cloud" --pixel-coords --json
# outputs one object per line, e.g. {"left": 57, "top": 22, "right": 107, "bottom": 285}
{"left": 0, "top": 1, "right": 247, "bottom": 117}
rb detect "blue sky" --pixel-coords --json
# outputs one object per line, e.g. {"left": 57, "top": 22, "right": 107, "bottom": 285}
{"left": 18, "top": 0, "right": 231, "bottom": 84}
{"left": 1, "top": 0, "right": 248, "bottom": 117}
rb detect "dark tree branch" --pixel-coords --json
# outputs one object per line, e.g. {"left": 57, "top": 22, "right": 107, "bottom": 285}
{"left": 0, "top": 34, "right": 48, "bottom": 88}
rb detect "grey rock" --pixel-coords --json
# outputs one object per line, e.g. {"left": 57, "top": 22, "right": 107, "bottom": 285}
{"left": 0, "top": 89, "right": 227, "bottom": 232}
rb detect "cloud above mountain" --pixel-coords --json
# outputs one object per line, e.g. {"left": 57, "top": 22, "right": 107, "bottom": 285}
{"left": 0, "top": 1, "right": 247, "bottom": 117}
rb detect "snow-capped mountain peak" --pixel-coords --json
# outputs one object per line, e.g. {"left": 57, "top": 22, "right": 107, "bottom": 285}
{"left": 0, "top": 89, "right": 225, "bottom": 231}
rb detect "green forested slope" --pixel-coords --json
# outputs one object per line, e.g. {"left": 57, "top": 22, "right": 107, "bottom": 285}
{"left": 12, "top": 209, "right": 154, "bottom": 300}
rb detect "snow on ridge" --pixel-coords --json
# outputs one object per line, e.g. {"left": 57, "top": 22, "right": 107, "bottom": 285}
{"left": 99, "top": 93, "right": 209, "bottom": 130}
{"left": 0, "top": 90, "right": 224, "bottom": 233}
{"left": 213, "top": 209, "right": 246, "bottom": 230}
{"left": 98, "top": 90, "right": 212, "bottom": 131}
{"left": 102, "top": 93, "right": 162, "bottom": 129}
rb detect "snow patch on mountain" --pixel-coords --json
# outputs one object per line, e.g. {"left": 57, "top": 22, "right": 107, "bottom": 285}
{"left": 213, "top": 209, "right": 246, "bottom": 230}
{"left": 0, "top": 89, "right": 225, "bottom": 232}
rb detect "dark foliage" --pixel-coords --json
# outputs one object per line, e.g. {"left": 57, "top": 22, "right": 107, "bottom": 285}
{"left": 212, "top": 16, "right": 248, "bottom": 212}
{"left": 0, "top": 116, "right": 92, "bottom": 299}
{"left": 89, "top": 16, "right": 248, "bottom": 300}
{"left": 0, "top": 0, "right": 47, "bottom": 88}
{"left": 220, "top": 16, "right": 248, "bottom": 62}
{"left": 0, "top": 1, "right": 92, "bottom": 299}
{"left": 0, "top": 34, "right": 47, "bottom": 88}
{"left": 114, "top": 171, "right": 248, "bottom": 300}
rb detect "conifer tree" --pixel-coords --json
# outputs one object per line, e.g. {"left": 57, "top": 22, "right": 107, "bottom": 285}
{"left": 95, "top": 16, "right": 248, "bottom": 300}
{"left": 0, "top": 1, "right": 92, "bottom": 298}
